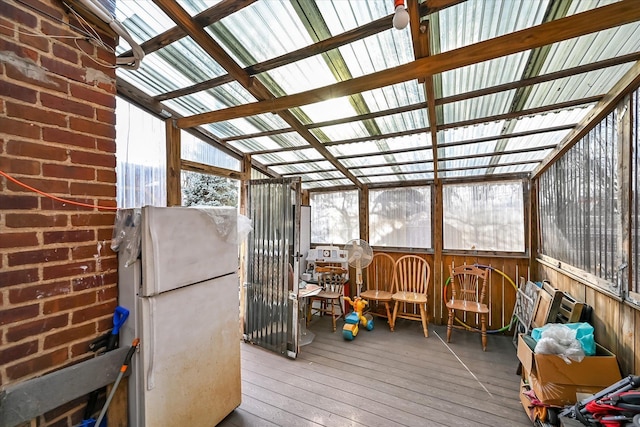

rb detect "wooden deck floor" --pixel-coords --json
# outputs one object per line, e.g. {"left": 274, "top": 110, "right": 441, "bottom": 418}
{"left": 218, "top": 316, "right": 531, "bottom": 427}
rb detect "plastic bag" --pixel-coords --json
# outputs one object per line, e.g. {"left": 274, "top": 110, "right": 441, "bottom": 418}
{"left": 532, "top": 322, "right": 596, "bottom": 356}
{"left": 533, "top": 323, "right": 585, "bottom": 363}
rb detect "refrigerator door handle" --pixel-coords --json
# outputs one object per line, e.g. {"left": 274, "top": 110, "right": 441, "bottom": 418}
{"left": 146, "top": 297, "right": 156, "bottom": 391}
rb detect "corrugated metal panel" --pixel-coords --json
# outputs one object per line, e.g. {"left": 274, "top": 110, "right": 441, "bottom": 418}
{"left": 228, "top": 133, "right": 309, "bottom": 153}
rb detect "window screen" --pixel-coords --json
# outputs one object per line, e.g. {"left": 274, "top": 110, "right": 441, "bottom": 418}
{"left": 539, "top": 111, "right": 621, "bottom": 284}
{"left": 310, "top": 191, "right": 359, "bottom": 244}
{"left": 369, "top": 186, "right": 431, "bottom": 248}
{"left": 443, "top": 181, "right": 525, "bottom": 252}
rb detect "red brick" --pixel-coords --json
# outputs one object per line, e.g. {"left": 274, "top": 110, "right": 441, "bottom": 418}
{"left": 70, "top": 243, "right": 101, "bottom": 260}
{"left": 43, "top": 126, "right": 95, "bottom": 148}
{"left": 6, "top": 102, "right": 67, "bottom": 127}
{"left": 72, "top": 271, "right": 116, "bottom": 291}
{"left": 24, "top": 0, "right": 64, "bottom": 22}
{"left": 41, "top": 93, "right": 94, "bottom": 118}
{"left": 96, "top": 108, "right": 115, "bottom": 125}
{"left": 6, "top": 314, "right": 68, "bottom": 342}
{"left": 42, "top": 260, "right": 96, "bottom": 280}
{"left": 7, "top": 176, "right": 69, "bottom": 194}
{"left": 52, "top": 41, "right": 78, "bottom": 64}
{"left": 70, "top": 182, "right": 115, "bottom": 198}
{"left": 81, "top": 55, "right": 116, "bottom": 79}
{"left": 69, "top": 116, "right": 115, "bottom": 139}
{"left": 97, "top": 226, "right": 116, "bottom": 241}
{"left": 0, "top": 157, "right": 40, "bottom": 175}
{"left": 70, "top": 84, "right": 116, "bottom": 109}
{"left": 41, "top": 196, "right": 96, "bottom": 211}
{"left": 19, "top": 30, "right": 50, "bottom": 52}
{"left": 41, "top": 55, "right": 86, "bottom": 83}
{"left": 0, "top": 303, "right": 39, "bottom": 326}
{"left": 0, "top": 17, "right": 14, "bottom": 36}
{"left": 43, "top": 292, "right": 96, "bottom": 314}
{"left": 44, "top": 323, "right": 94, "bottom": 349}
{"left": 71, "top": 301, "right": 113, "bottom": 324}
{"left": 0, "top": 117, "right": 41, "bottom": 139}
{"left": 5, "top": 213, "right": 68, "bottom": 228}
{"left": 0, "top": 2, "right": 37, "bottom": 30}
{"left": 0, "top": 37, "right": 38, "bottom": 63}
{"left": 0, "top": 340, "right": 39, "bottom": 365}
{"left": 0, "top": 231, "right": 39, "bottom": 249}
{"left": 6, "top": 139, "right": 69, "bottom": 161}
{"left": 9, "top": 280, "right": 72, "bottom": 304}
{"left": 71, "top": 338, "right": 97, "bottom": 358}
{"left": 71, "top": 213, "right": 115, "bottom": 227}
{"left": 0, "top": 194, "right": 39, "bottom": 209}
{"left": 43, "top": 163, "right": 95, "bottom": 180}
{"left": 40, "top": 20, "right": 74, "bottom": 38}
{"left": 96, "top": 168, "right": 115, "bottom": 183}
{"left": 9, "top": 247, "right": 69, "bottom": 266}
{"left": 43, "top": 229, "right": 94, "bottom": 244}
{"left": 0, "top": 80, "right": 38, "bottom": 103}
{"left": 98, "top": 284, "right": 118, "bottom": 302}
{"left": 0, "top": 268, "right": 39, "bottom": 287}
{"left": 5, "top": 62, "right": 68, "bottom": 93}
{"left": 6, "top": 348, "right": 68, "bottom": 380}
{"left": 96, "top": 137, "right": 116, "bottom": 153}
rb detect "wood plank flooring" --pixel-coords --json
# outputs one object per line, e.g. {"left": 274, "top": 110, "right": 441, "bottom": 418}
{"left": 218, "top": 316, "right": 531, "bottom": 426}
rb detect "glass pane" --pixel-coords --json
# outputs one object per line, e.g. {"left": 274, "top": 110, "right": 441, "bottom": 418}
{"left": 181, "top": 170, "right": 239, "bottom": 207}
{"left": 115, "top": 97, "right": 166, "bottom": 208}
{"left": 443, "top": 181, "right": 525, "bottom": 252}
{"left": 310, "top": 191, "right": 359, "bottom": 244}
{"left": 369, "top": 187, "right": 431, "bottom": 248}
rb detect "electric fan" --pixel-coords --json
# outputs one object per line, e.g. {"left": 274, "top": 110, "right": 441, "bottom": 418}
{"left": 344, "top": 239, "right": 373, "bottom": 296}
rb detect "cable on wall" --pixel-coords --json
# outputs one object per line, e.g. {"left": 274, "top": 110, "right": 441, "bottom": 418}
{"left": 0, "top": 170, "right": 119, "bottom": 211}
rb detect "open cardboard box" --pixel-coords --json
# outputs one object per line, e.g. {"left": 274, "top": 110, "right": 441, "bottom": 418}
{"left": 517, "top": 334, "right": 622, "bottom": 406}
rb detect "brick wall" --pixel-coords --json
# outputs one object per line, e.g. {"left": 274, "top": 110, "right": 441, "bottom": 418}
{"left": 0, "top": 0, "right": 118, "bottom": 425}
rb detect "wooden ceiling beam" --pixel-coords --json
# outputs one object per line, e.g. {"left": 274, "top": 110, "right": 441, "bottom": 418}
{"left": 154, "top": 14, "right": 393, "bottom": 102}
{"left": 119, "top": 0, "right": 256, "bottom": 58}
{"left": 419, "top": 0, "right": 467, "bottom": 17}
{"left": 222, "top": 51, "right": 638, "bottom": 142}
{"left": 177, "top": 2, "right": 640, "bottom": 128}
{"left": 152, "top": 0, "right": 362, "bottom": 188}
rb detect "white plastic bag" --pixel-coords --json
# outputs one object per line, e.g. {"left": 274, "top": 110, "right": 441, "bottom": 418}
{"left": 533, "top": 323, "right": 585, "bottom": 363}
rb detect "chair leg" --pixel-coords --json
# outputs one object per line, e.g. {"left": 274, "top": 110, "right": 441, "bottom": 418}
{"left": 330, "top": 301, "right": 336, "bottom": 332}
{"left": 481, "top": 314, "right": 487, "bottom": 351}
{"left": 383, "top": 302, "right": 393, "bottom": 331}
{"left": 419, "top": 304, "right": 428, "bottom": 338}
{"left": 447, "top": 309, "right": 454, "bottom": 343}
{"left": 307, "top": 298, "right": 312, "bottom": 327}
{"left": 391, "top": 301, "right": 399, "bottom": 332}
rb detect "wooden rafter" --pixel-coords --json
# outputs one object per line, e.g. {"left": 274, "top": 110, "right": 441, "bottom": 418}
{"left": 151, "top": 0, "right": 363, "bottom": 188}
{"left": 176, "top": 2, "right": 640, "bottom": 128}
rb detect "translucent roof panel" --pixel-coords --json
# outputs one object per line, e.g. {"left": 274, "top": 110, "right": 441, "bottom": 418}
{"left": 181, "top": 131, "right": 240, "bottom": 171}
{"left": 114, "top": 1, "right": 176, "bottom": 47}
{"left": 254, "top": 149, "right": 324, "bottom": 165}
{"left": 228, "top": 133, "right": 310, "bottom": 153}
{"left": 204, "top": 114, "right": 290, "bottom": 140}
{"left": 315, "top": 0, "right": 394, "bottom": 33}
{"left": 437, "top": 1, "right": 550, "bottom": 52}
{"left": 328, "top": 133, "right": 430, "bottom": 157}
{"left": 270, "top": 162, "right": 336, "bottom": 176}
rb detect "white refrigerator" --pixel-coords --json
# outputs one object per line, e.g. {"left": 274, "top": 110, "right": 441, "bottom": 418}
{"left": 115, "top": 206, "right": 242, "bottom": 427}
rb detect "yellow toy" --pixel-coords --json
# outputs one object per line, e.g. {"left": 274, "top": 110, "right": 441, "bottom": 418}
{"left": 342, "top": 296, "right": 374, "bottom": 340}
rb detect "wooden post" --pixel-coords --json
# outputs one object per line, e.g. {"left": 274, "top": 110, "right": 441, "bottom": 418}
{"left": 432, "top": 179, "right": 444, "bottom": 323}
{"left": 165, "top": 118, "right": 181, "bottom": 206}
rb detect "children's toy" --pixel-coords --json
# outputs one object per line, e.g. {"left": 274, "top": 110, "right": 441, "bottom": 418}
{"left": 342, "top": 296, "right": 374, "bottom": 340}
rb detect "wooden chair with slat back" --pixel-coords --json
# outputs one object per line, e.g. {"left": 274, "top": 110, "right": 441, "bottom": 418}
{"left": 447, "top": 264, "right": 489, "bottom": 350}
{"left": 307, "top": 266, "right": 348, "bottom": 332}
{"left": 360, "top": 253, "right": 396, "bottom": 329}
{"left": 390, "top": 255, "right": 431, "bottom": 337}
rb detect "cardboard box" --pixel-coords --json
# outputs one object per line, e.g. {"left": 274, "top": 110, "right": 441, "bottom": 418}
{"left": 517, "top": 334, "right": 622, "bottom": 406}
{"left": 518, "top": 377, "right": 536, "bottom": 422}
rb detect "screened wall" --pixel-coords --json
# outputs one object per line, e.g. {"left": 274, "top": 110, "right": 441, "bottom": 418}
{"left": 539, "top": 86, "right": 639, "bottom": 306}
